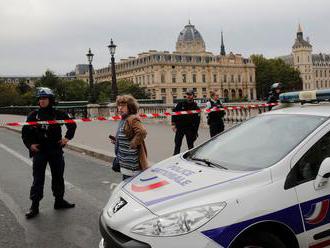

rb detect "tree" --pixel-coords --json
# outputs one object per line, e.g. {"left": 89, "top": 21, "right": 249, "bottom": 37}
{"left": 35, "top": 70, "right": 64, "bottom": 99}
{"left": 95, "top": 80, "right": 150, "bottom": 103}
{"left": 17, "top": 79, "right": 31, "bottom": 94}
{"left": 251, "top": 55, "right": 303, "bottom": 100}
{"left": 61, "top": 80, "right": 89, "bottom": 101}
{"left": 0, "top": 83, "right": 21, "bottom": 106}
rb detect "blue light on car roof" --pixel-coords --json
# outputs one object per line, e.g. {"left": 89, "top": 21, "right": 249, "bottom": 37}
{"left": 280, "top": 89, "right": 330, "bottom": 103}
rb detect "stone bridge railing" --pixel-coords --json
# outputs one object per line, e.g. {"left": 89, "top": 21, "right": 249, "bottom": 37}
{"left": 0, "top": 102, "right": 270, "bottom": 127}
{"left": 88, "top": 102, "right": 270, "bottom": 127}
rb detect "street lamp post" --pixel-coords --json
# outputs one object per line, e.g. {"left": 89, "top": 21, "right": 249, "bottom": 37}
{"left": 86, "top": 48, "right": 96, "bottom": 103}
{"left": 107, "top": 39, "right": 118, "bottom": 102}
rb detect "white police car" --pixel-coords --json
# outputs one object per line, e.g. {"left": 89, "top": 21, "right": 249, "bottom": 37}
{"left": 99, "top": 90, "right": 330, "bottom": 248}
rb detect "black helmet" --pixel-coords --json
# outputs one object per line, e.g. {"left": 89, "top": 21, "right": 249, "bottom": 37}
{"left": 271, "top": 83, "right": 281, "bottom": 90}
{"left": 185, "top": 88, "right": 195, "bottom": 96}
{"left": 36, "top": 87, "right": 55, "bottom": 99}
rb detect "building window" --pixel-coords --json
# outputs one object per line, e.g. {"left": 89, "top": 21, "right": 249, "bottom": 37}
{"left": 161, "top": 74, "right": 165, "bottom": 83}
{"left": 238, "top": 89, "right": 243, "bottom": 98}
{"left": 193, "top": 74, "right": 197, "bottom": 83}
{"left": 250, "top": 88, "right": 254, "bottom": 100}
{"left": 202, "top": 74, "right": 206, "bottom": 83}
{"left": 238, "top": 75, "right": 241, "bottom": 83}
{"left": 231, "top": 89, "right": 236, "bottom": 99}
{"left": 250, "top": 75, "right": 253, "bottom": 83}
{"left": 182, "top": 88, "right": 187, "bottom": 93}
{"left": 172, "top": 75, "right": 176, "bottom": 83}
{"left": 224, "top": 75, "right": 227, "bottom": 83}
{"left": 172, "top": 88, "right": 177, "bottom": 93}
{"left": 161, "top": 88, "right": 166, "bottom": 93}
{"left": 297, "top": 56, "right": 299, "bottom": 63}
{"left": 224, "top": 89, "right": 229, "bottom": 99}
{"left": 193, "top": 88, "right": 197, "bottom": 92}
{"left": 213, "top": 74, "right": 217, "bottom": 83}
{"left": 231, "top": 75, "right": 234, "bottom": 83}
{"left": 202, "top": 88, "right": 206, "bottom": 92}
{"left": 182, "top": 74, "right": 186, "bottom": 83}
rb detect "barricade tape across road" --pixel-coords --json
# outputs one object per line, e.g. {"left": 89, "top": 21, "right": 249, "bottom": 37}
{"left": 0, "top": 102, "right": 279, "bottom": 127}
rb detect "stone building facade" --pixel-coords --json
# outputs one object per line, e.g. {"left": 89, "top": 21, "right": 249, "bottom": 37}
{"left": 78, "top": 22, "right": 256, "bottom": 103}
{"left": 280, "top": 24, "right": 330, "bottom": 90}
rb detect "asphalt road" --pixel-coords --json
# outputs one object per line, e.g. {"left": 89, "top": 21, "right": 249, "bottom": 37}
{"left": 0, "top": 128, "right": 122, "bottom": 248}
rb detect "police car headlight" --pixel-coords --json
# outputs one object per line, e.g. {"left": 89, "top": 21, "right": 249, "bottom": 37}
{"left": 131, "top": 202, "right": 226, "bottom": 236}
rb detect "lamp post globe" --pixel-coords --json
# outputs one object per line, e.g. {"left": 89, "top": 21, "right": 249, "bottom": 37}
{"left": 107, "top": 39, "right": 118, "bottom": 102}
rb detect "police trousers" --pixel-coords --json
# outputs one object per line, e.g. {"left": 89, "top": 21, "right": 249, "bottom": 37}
{"left": 173, "top": 128, "right": 196, "bottom": 155}
{"left": 209, "top": 121, "right": 224, "bottom": 138}
{"left": 30, "top": 150, "right": 65, "bottom": 202}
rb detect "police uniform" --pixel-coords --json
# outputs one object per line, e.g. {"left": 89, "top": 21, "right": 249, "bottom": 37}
{"left": 22, "top": 88, "right": 77, "bottom": 218}
{"left": 171, "top": 99, "right": 200, "bottom": 155}
{"left": 206, "top": 99, "right": 225, "bottom": 137}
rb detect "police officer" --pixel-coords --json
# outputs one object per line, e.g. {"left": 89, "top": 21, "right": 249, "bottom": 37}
{"left": 22, "top": 87, "right": 77, "bottom": 219}
{"left": 267, "top": 83, "right": 281, "bottom": 110}
{"left": 206, "top": 90, "right": 225, "bottom": 137}
{"left": 171, "top": 89, "right": 200, "bottom": 155}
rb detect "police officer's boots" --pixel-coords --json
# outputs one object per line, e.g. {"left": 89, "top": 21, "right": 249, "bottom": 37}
{"left": 54, "top": 198, "right": 75, "bottom": 210}
{"left": 25, "top": 201, "right": 39, "bottom": 219}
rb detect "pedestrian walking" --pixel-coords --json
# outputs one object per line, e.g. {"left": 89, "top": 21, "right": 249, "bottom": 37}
{"left": 22, "top": 87, "right": 77, "bottom": 219}
{"left": 206, "top": 90, "right": 225, "bottom": 137}
{"left": 171, "top": 89, "right": 200, "bottom": 155}
{"left": 110, "top": 95, "right": 148, "bottom": 180}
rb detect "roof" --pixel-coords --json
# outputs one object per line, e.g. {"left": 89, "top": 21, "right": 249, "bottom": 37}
{"left": 177, "top": 23, "right": 204, "bottom": 43}
{"left": 265, "top": 103, "right": 330, "bottom": 117}
{"left": 292, "top": 38, "right": 312, "bottom": 49}
{"left": 312, "top": 53, "right": 330, "bottom": 63}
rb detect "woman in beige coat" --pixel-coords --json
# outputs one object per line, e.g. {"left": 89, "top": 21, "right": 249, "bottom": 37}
{"left": 110, "top": 95, "right": 149, "bottom": 180}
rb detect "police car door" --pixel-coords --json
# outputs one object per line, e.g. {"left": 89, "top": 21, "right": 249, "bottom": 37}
{"left": 286, "top": 125, "right": 330, "bottom": 248}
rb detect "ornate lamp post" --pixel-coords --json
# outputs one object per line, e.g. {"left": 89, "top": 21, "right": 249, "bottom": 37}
{"left": 107, "top": 39, "right": 118, "bottom": 102}
{"left": 86, "top": 48, "right": 96, "bottom": 103}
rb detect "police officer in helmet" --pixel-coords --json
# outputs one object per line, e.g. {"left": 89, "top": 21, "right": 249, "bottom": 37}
{"left": 22, "top": 87, "right": 77, "bottom": 219}
{"left": 267, "top": 83, "right": 281, "bottom": 110}
{"left": 171, "top": 89, "right": 200, "bottom": 155}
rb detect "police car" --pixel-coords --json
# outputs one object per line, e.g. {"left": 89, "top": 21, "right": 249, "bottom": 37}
{"left": 99, "top": 90, "right": 330, "bottom": 248}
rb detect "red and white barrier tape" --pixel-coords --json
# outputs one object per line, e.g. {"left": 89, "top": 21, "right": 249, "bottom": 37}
{"left": 1, "top": 102, "right": 278, "bottom": 127}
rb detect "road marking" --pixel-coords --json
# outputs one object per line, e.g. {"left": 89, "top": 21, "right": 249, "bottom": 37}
{"left": 0, "top": 143, "right": 105, "bottom": 209}
{"left": 0, "top": 143, "right": 76, "bottom": 190}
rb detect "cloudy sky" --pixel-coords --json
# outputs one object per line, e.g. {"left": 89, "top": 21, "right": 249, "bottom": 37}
{"left": 1, "top": 0, "right": 329, "bottom": 76}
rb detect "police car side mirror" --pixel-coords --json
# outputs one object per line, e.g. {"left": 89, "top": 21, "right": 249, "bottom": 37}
{"left": 314, "top": 158, "right": 330, "bottom": 190}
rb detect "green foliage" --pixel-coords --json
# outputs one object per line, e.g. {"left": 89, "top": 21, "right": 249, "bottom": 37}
{"left": 35, "top": 70, "right": 88, "bottom": 101}
{"left": 0, "top": 83, "right": 34, "bottom": 106}
{"left": 251, "top": 55, "right": 303, "bottom": 99}
{"left": 0, "top": 70, "right": 149, "bottom": 106}
{"left": 95, "top": 80, "right": 150, "bottom": 103}
{"left": 61, "top": 80, "right": 89, "bottom": 101}
{"left": 17, "top": 79, "right": 31, "bottom": 94}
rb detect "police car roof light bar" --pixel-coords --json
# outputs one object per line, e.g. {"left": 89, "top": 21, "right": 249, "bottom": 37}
{"left": 279, "top": 89, "right": 330, "bottom": 104}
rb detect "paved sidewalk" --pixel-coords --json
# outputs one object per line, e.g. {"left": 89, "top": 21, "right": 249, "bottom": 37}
{"left": 0, "top": 114, "right": 231, "bottom": 164}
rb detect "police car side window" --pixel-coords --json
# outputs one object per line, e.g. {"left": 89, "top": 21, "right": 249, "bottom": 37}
{"left": 285, "top": 132, "right": 330, "bottom": 189}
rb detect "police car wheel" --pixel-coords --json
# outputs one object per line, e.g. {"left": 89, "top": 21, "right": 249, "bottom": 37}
{"left": 231, "top": 231, "right": 286, "bottom": 248}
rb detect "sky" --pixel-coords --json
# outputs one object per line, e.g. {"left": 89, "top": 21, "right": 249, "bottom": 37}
{"left": 0, "top": 0, "right": 329, "bottom": 76}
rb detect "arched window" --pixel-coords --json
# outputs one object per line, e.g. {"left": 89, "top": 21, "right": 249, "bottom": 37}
{"left": 224, "top": 89, "right": 229, "bottom": 99}
{"left": 231, "top": 89, "right": 236, "bottom": 99}
{"left": 238, "top": 89, "right": 243, "bottom": 98}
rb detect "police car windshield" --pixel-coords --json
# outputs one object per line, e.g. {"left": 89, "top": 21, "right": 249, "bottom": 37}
{"left": 188, "top": 114, "right": 326, "bottom": 171}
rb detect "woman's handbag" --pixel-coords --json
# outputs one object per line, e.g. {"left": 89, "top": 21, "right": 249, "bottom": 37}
{"left": 112, "top": 157, "right": 120, "bottom": 172}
